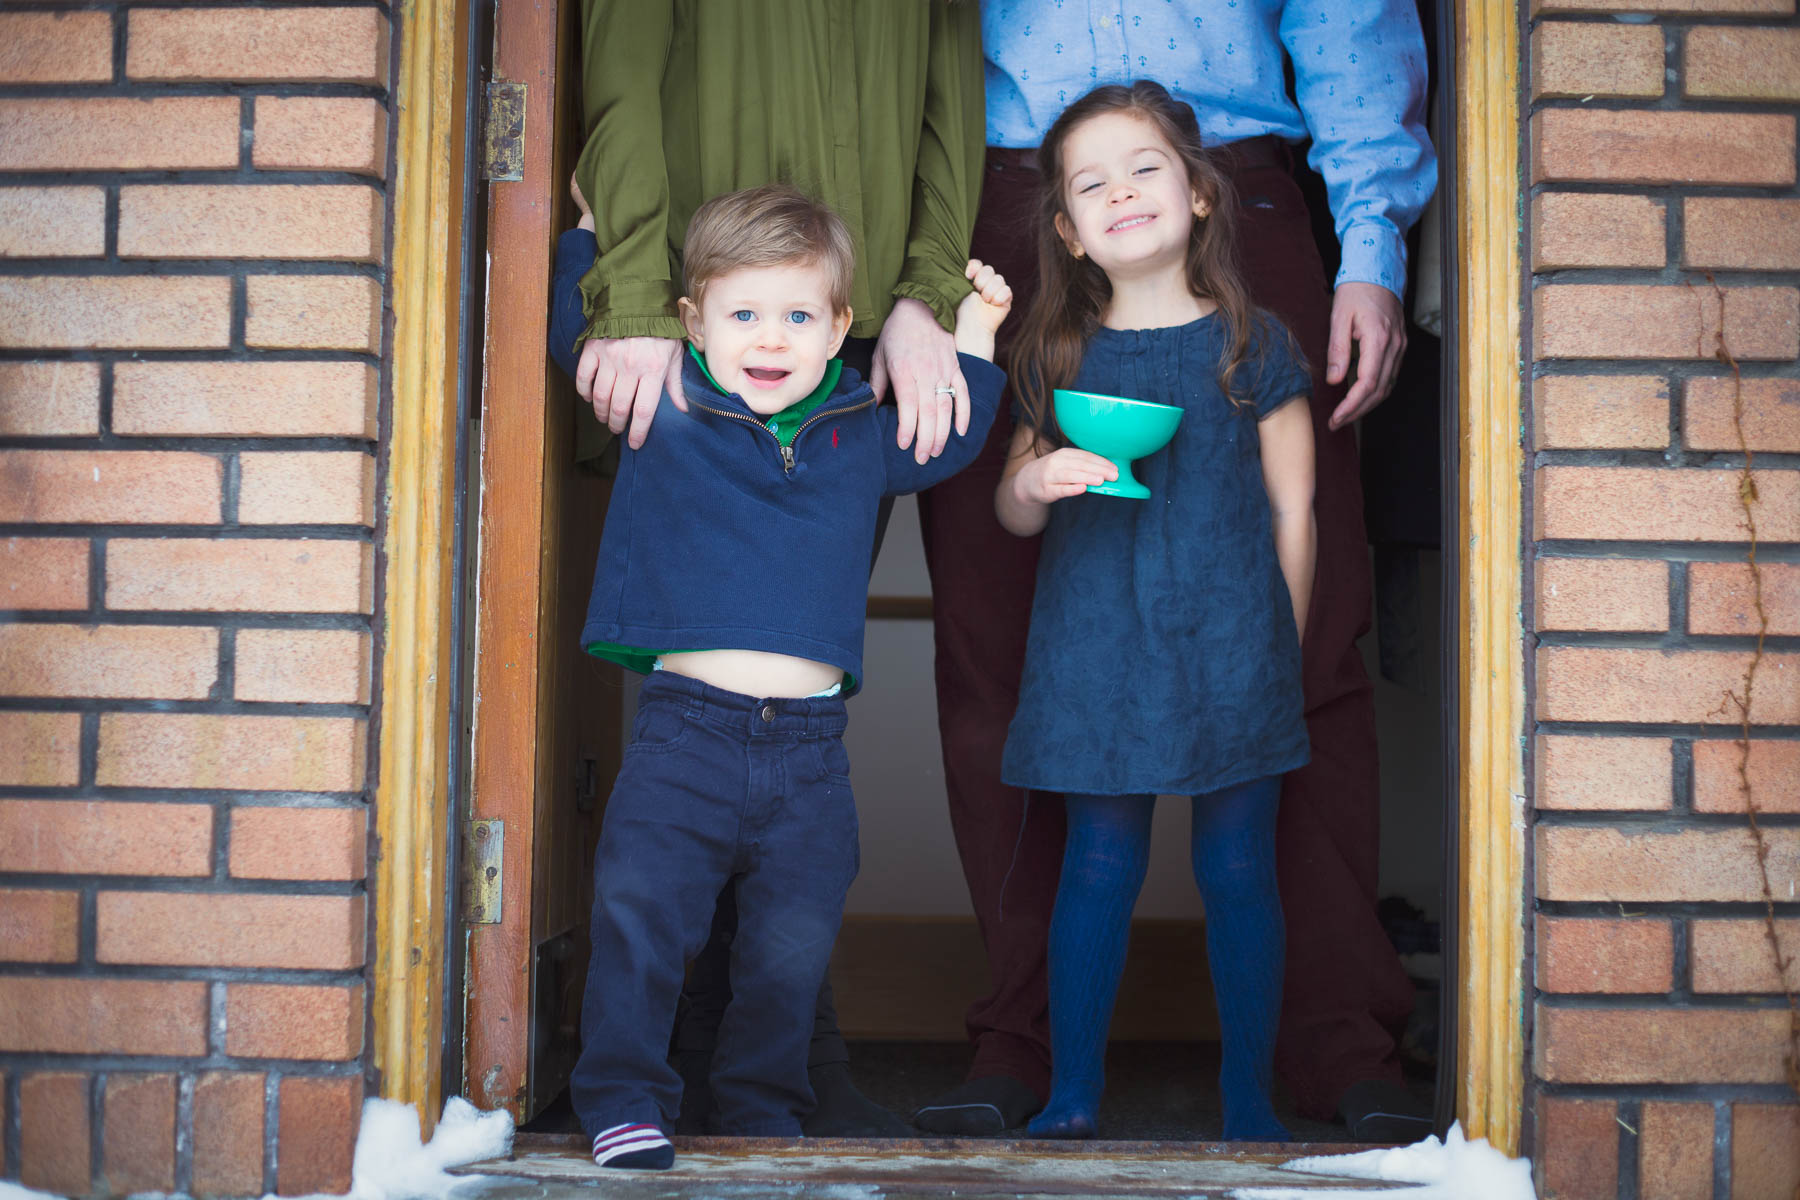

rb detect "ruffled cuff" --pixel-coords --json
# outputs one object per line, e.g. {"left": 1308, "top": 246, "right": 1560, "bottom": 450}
{"left": 892, "top": 275, "right": 962, "bottom": 333}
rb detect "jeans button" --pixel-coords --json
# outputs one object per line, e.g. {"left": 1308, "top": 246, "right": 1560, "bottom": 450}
{"left": 761, "top": 705, "right": 775, "bottom": 722}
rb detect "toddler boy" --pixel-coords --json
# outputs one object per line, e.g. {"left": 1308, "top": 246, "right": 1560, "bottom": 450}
{"left": 548, "top": 184, "right": 1011, "bottom": 1169}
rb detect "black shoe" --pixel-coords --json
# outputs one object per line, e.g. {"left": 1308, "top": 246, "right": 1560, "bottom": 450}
{"left": 912, "top": 1075, "right": 1042, "bottom": 1136}
{"left": 803, "top": 1061, "right": 912, "bottom": 1138}
{"left": 1337, "top": 1079, "right": 1435, "bottom": 1143}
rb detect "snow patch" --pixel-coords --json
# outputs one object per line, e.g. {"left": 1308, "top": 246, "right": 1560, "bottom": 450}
{"left": 1231, "top": 1123, "right": 1536, "bottom": 1200}
{"left": 272, "top": 1096, "right": 514, "bottom": 1200}
{"left": 0, "top": 1182, "right": 62, "bottom": 1200}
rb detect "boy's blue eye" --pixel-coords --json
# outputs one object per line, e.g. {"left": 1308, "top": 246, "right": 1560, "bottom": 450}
{"left": 731, "top": 310, "right": 754, "bottom": 322}
{"left": 787, "top": 311, "right": 812, "bottom": 325}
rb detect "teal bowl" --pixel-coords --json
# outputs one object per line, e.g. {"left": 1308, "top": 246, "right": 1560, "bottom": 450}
{"left": 1053, "top": 388, "right": 1184, "bottom": 499}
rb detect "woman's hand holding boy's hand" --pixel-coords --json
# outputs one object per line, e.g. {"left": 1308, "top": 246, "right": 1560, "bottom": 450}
{"left": 1011, "top": 447, "right": 1116, "bottom": 506}
{"left": 953, "top": 258, "right": 1012, "bottom": 362}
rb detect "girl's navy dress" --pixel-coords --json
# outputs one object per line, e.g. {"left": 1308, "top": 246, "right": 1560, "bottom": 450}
{"left": 1002, "top": 316, "right": 1315, "bottom": 798}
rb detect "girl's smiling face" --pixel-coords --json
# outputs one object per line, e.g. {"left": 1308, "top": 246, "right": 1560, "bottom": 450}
{"left": 680, "top": 260, "right": 852, "bottom": 416}
{"left": 1054, "top": 110, "right": 1210, "bottom": 283}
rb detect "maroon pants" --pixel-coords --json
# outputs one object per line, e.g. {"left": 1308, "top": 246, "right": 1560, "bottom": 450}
{"left": 917, "top": 144, "right": 1414, "bottom": 1118}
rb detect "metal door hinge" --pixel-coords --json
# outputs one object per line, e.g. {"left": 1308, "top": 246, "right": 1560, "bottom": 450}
{"left": 463, "top": 819, "right": 504, "bottom": 924}
{"left": 482, "top": 81, "right": 526, "bottom": 182}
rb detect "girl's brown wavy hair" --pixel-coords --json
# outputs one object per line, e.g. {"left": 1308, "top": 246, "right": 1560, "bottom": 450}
{"left": 1012, "top": 81, "right": 1294, "bottom": 447}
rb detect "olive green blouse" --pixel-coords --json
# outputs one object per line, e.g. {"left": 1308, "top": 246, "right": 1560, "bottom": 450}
{"left": 573, "top": 0, "right": 986, "bottom": 344}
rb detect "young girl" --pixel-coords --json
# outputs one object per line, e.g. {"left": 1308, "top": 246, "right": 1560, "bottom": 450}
{"left": 995, "top": 81, "right": 1316, "bottom": 1143}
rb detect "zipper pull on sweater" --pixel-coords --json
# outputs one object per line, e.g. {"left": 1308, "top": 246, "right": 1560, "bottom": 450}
{"left": 780, "top": 444, "right": 796, "bottom": 473}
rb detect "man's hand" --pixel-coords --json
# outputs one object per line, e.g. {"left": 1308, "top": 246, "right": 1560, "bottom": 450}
{"left": 1325, "top": 281, "right": 1407, "bottom": 431}
{"left": 576, "top": 336, "right": 687, "bottom": 450}
{"left": 872, "top": 296, "right": 969, "bottom": 465}
{"left": 570, "top": 173, "right": 595, "bottom": 232}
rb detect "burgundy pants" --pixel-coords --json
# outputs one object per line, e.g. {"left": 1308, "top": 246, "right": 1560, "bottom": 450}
{"left": 917, "top": 144, "right": 1414, "bottom": 1118}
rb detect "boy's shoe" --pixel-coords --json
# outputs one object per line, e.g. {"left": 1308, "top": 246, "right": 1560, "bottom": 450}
{"left": 1336, "top": 1079, "right": 1435, "bottom": 1144}
{"left": 912, "top": 1075, "right": 1043, "bottom": 1135}
{"left": 592, "top": 1122, "right": 675, "bottom": 1170}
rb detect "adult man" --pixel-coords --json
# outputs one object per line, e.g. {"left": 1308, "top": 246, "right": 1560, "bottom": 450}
{"left": 912, "top": 1, "right": 1437, "bottom": 1141}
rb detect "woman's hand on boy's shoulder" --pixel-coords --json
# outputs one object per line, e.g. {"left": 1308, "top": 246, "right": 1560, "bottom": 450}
{"left": 954, "top": 259, "right": 1013, "bottom": 363}
{"left": 578, "top": 335, "right": 689, "bottom": 450}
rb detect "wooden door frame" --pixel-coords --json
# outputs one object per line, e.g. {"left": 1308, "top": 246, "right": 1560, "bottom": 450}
{"left": 372, "top": 0, "right": 1529, "bottom": 1153}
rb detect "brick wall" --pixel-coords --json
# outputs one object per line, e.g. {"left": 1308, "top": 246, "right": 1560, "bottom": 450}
{"left": 0, "top": 5, "right": 391, "bottom": 1194}
{"left": 1526, "top": 1, "right": 1800, "bottom": 1197}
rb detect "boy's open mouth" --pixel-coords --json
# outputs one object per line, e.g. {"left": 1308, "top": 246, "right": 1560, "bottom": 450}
{"left": 744, "top": 367, "right": 790, "bottom": 385}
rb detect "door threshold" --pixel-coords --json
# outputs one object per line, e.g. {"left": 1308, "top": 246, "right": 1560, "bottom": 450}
{"left": 452, "top": 1132, "right": 1407, "bottom": 1196}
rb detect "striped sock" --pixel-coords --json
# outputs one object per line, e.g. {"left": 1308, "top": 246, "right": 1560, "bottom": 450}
{"left": 591, "top": 1122, "right": 674, "bottom": 1170}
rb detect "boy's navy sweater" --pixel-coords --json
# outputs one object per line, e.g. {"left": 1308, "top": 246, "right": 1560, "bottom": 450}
{"left": 550, "top": 229, "right": 1003, "bottom": 695}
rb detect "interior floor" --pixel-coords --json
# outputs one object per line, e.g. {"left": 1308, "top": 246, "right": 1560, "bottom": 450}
{"left": 522, "top": 1040, "right": 1434, "bottom": 1143}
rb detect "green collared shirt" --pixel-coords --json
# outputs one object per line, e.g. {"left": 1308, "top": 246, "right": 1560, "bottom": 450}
{"left": 574, "top": 0, "right": 985, "bottom": 344}
{"left": 688, "top": 345, "right": 843, "bottom": 445}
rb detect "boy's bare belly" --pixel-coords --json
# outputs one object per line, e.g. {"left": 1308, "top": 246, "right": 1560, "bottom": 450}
{"left": 658, "top": 649, "right": 842, "bottom": 699}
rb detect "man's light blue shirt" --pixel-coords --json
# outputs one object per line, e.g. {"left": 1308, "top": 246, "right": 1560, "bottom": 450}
{"left": 983, "top": 1, "right": 1436, "bottom": 298}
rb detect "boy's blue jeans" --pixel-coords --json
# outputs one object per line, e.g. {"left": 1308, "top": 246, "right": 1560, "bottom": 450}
{"left": 570, "top": 671, "right": 860, "bottom": 1138}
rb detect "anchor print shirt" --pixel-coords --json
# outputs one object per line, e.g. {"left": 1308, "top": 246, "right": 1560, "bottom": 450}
{"left": 981, "top": 0, "right": 1436, "bottom": 299}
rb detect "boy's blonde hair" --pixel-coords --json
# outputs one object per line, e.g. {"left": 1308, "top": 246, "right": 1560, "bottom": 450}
{"left": 682, "top": 185, "right": 855, "bottom": 314}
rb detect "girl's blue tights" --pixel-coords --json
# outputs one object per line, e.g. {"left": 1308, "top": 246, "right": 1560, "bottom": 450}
{"left": 1027, "top": 777, "right": 1290, "bottom": 1142}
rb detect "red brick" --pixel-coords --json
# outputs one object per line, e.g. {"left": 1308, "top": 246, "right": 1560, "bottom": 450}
{"left": 129, "top": 8, "right": 388, "bottom": 85}
{"left": 0, "top": 888, "right": 79, "bottom": 963}
{"left": 0, "top": 187, "right": 106, "bottom": 257}
{"left": 0, "top": 977, "right": 207, "bottom": 1055}
{"left": 238, "top": 452, "right": 377, "bottom": 526}
{"left": 1693, "top": 738, "right": 1800, "bottom": 813}
{"left": 254, "top": 97, "right": 388, "bottom": 177}
{"left": 247, "top": 275, "right": 383, "bottom": 352}
{"left": 1685, "top": 198, "right": 1800, "bottom": 272}
{"left": 20, "top": 1073, "right": 90, "bottom": 1195}
{"left": 1536, "top": 825, "right": 1800, "bottom": 902}
{"left": 1537, "top": 916, "right": 1674, "bottom": 993}
{"left": 106, "top": 539, "right": 374, "bottom": 614}
{"left": 230, "top": 804, "right": 367, "bottom": 881}
{"left": 0, "top": 98, "right": 239, "bottom": 172}
{"left": 1638, "top": 1101, "right": 1714, "bottom": 1200}
{"left": 0, "top": 624, "right": 216, "bottom": 699}
{"left": 0, "top": 799, "right": 213, "bottom": 876}
{"left": 0, "top": 276, "right": 232, "bottom": 351}
{"left": 97, "top": 713, "right": 367, "bottom": 792}
{"left": 1537, "top": 1095, "right": 1619, "bottom": 1200}
{"left": 0, "top": 361, "right": 101, "bottom": 436}
{"left": 1534, "top": 467, "right": 1800, "bottom": 542}
{"left": 192, "top": 1073, "right": 265, "bottom": 1198}
{"left": 0, "top": 537, "right": 88, "bottom": 610}
{"left": 1684, "top": 377, "right": 1800, "bottom": 453}
{"left": 0, "top": 450, "right": 222, "bottom": 524}
{"left": 1535, "top": 735, "right": 1672, "bottom": 810}
{"left": 1535, "top": 0, "right": 1790, "bottom": 9}
{"left": 103, "top": 1074, "right": 176, "bottom": 1194}
{"left": 0, "top": 712, "right": 80, "bottom": 787}
{"left": 1533, "top": 110, "right": 1797, "bottom": 186}
{"left": 1732, "top": 1104, "right": 1800, "bottom": 1199}
{"left": 113, "top": 361, "right": 380, "bottom": 438}
{"left": 226, "top": 983, "right": 364, "bottom": 1060}
{"left": 1534, "top": 285, "right": 1798, "bottom": 361}
{"left": 1689, "top": 561, "right": 1800, "bottom": 637}
{"left": 1533, "top": 375, "right": 1669, "bottom": 450}
{"left": 0, "top": 11, "right": 111, "bottom": 82}
{"left": 1536, "top": 557, "right": 1668, "bottom": 631}
{"left": 1536, "top": 1005, "right": 1795, "bottom": 1083}
{"left": 1686, "top": 26, "right": 1800, "bottom": 101}
{"left": 277, "top": 1076, "right": 362, "bottom": 1195}
{"left": 96, "top": 891, "right": 365, "bottom": 969}
{"left": 1539, "top": 646, "right": 1799, "bottom": 724}
{"left": 1532, "top": 22, "right": 1665, "bottom": 100}
{"left": 1532, "top": 193, "right": 1666, "bottom": 271}
{"left": 120, "top": 185, "right": 383, "bottom": 262}
{"left": 235, "top": 629, "right": 371, "bottom": 705}
{"left": 1690, "top": 919, "right": 1800, "bottom": 993}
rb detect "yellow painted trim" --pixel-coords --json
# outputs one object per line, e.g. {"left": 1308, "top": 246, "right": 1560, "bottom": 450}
{"left": 1455, "top": 0, "right": 1527, "bottom": 1155}
{"left": 374, "top": 0, "right": 464, "bottom": 1132}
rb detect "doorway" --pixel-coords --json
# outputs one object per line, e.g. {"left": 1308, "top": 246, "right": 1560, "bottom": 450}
{"left": 445, "top": 0, "right": 1523, "bottom": 1154}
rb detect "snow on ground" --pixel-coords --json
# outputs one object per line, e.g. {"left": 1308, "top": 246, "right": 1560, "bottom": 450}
{"left": 1231, "top": 1123, "right": 1537, "bottom": 1200}
{"left": 1, "top": 1183, "right": 60, "bottom": 1200}
{"left": 298, "top": 1095, "right": 515, "bottom": 1200}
